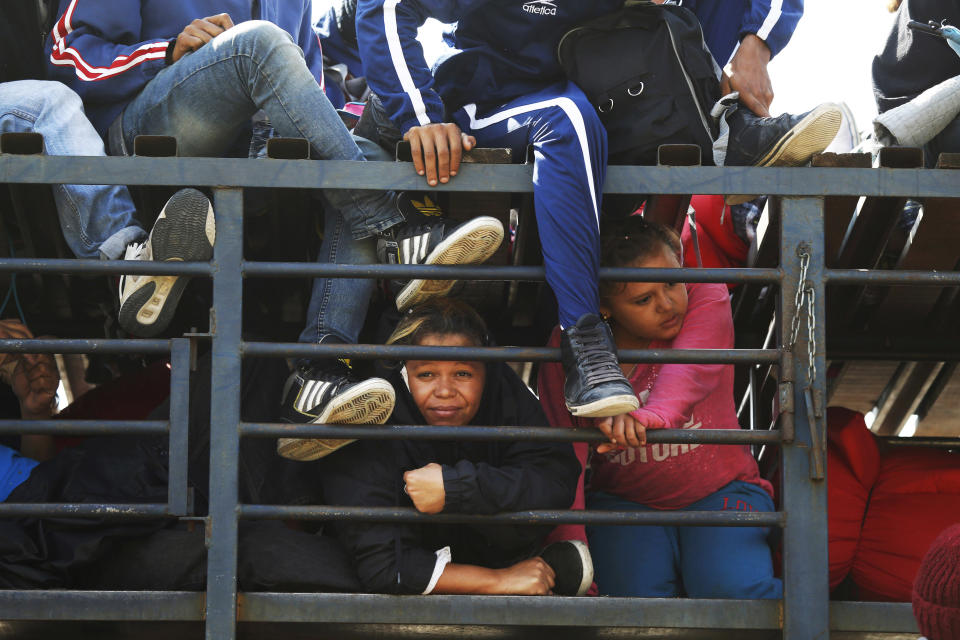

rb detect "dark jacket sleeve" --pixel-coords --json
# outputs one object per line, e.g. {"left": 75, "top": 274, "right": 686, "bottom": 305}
{"left": 319, "top": 441, "right": 440, "bottom": 594}
{"left": 441, "top": 440, "right": 579, "bottom": 515}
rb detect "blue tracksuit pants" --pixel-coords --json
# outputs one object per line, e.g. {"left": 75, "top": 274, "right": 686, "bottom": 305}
{"left": 451, "top": 81, "right": 607, "bottom": 328}
{"left": 586, "top": 481, "right": 783, "bottom": 599}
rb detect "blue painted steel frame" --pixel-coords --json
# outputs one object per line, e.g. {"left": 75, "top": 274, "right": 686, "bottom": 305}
{"left": 0, "top": 155, "right": 948, "bottom": 638}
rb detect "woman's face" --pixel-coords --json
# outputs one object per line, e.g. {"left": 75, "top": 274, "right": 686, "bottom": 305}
{"left": 405, "top": 333, "right": 486, "bottom": 426}
{"left": 600, "top": 247, "right": 689, "bottom": 345}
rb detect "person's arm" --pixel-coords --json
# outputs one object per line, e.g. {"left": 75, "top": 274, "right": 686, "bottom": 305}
{"left": 721, "top": 0, "right": 803, "bottom": 116}
{"left": 0, "top": 320, "right": 58, "bottom": 461}
{"left": 632, "top": 283, "right": 733, "bottom": 430}
{"left": 46, "top": 0, "right": 172, "bottom": 104}
{"left": 433, "top": 558, "right": 555, "bottom": 595}
{"left": 296, "top": 0, "right": 326, "bottom": 90}
{"left": 356, "top": 0, "right": 479, "bottom": 185}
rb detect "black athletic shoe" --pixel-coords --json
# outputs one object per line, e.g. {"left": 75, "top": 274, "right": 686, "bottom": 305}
{"left": 561, "top": 313, "right": 639, "bottom": 418}
{"left": 540, "top": 540, "right": 594, "bottom": 597}
{"left": 118, "top": 188, "right": 215, "bottom": 337}
{"left": 277, "top": 357, "right": 395, "bottom": 461}
{"left": 378, "top": 193, "right": 503, "bottom": 312}
{"left": 723, "top": 102, "right": 842, "bottom": 205}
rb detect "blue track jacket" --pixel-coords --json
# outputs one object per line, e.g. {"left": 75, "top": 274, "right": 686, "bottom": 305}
{"left": 356, "top": 0, "right": 801, "bottom": 136}
{"left": 45, "top": 0, "right": 324, "bottom": 137}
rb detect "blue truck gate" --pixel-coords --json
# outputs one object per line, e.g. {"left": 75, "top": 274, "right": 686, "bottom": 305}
{"left": 0, "top": 146, "right": 957, "bottom": 638}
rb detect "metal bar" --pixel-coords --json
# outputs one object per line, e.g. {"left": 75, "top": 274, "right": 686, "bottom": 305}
{"left": 239, "top": 422, "right": 783, "bottom": 444}
{"left": 0, "top": 420, "right": 168, "bottom": 435}
{"left": 239, "top": 505, "right": 786, "bottom": 527}
{"left": 241, "top": 342, "right": 780, "bottom": 364}
{"left": 0, "top": 504, "right": 170, "bottom": 518}
{"left": 204, "top": 188, "right": 244, "bottom": 640}
{"left": 0, "top": 591, "right": 204, "bottom": 621}
{"left": 0, "top": 339, "right": 170, "bottom": 355}
{"left": 242, "top": 262, "right": 783, "bottom": 283}
{"left": 238, "top": 594, "right": 781, "bottom": 629}
{"left": 878, "top": 436, "right": 959, "bottom": 448}
{"left": 779, "top": 197, "right": 829, "bottom": 640}
{"left": 0, "top": 258, "right": 213, "bottom": 276}
{"left": 5, "top": 155, "right": 960, "bottom": 197}
{"left": 827, "top": 268, "right": 960, "bottom": 285}
{"left": 830, "top": 602, "right": 919, "bottom": 633}
{"left": 167, "top": 339, "right": 191, "bottom": 517}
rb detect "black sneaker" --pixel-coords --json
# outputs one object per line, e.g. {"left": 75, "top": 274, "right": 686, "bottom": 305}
{"left": 540, "top": 540, "right": 594, "bottom": 597}
{"left": 561, "top": 313, "right": 639, "bottom": 418}
{"left": 277, "top": 358, "right": 396, "bottom": 461}
{"left": 118, "top": 188, "right": 215, "bottom": 337}
{"left": 722, "top": 101, "right": 842, "bottom": 205}
{"left": 379, "top": 194, "right": 503, "bottom": 312}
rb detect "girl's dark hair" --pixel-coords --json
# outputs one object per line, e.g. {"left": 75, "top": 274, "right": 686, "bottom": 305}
{"left": 599, "top": 216, "right": 682, "bottom": 300}
{"left": 386, "top": 298, "right": 490, "bottom": 348}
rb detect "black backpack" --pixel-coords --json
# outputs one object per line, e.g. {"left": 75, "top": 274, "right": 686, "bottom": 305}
{"left": 558, "top": 0, "right": 722, "bottom": 167}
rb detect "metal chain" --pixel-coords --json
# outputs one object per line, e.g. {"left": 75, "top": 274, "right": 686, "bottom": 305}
{"left": 788, "top": 249, "right": 810, "bottom": 349}
{"left": 806, "top": 287, "right": 817, "bottom": 383}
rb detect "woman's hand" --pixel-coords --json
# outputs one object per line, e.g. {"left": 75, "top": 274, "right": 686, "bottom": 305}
{"left": 403, "top": 462, "right": 446, "bottom": 514}
{"left": 494, "top": 558, "right": 556, "bottom": 595}
{"left": 595, "top": 412, "right": 647, "bottom": 453}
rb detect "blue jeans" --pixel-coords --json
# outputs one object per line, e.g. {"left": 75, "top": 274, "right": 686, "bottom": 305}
{"left": 113, "top": 20, "right": 402, "bottom": 240}
{"left": 111, "top": 20, "right": 404, "bottom": 347}
{"left": 0, "top": 80, "right": 144, "bottom": 259}
{"left": 587, "top": 481, "right": 783, "bottom": 599}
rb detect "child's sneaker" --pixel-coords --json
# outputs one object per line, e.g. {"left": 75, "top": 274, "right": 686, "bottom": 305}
{"left": 540, "top": 540, "right": 594, "bottom": 597}
{"left": 277, "top": 358, "right": 396, "bottom": 461}
{"left": 379, "top": 194, "right": 503, "bottom": 312}
{"left": 118, "top": 188, "right": 215, "bottom": 337}
{"left": 561, "top": 313, "right": 639, "bottom": 418}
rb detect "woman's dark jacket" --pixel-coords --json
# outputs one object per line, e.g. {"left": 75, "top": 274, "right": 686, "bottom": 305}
{"left": 318, "top": 362, "right": 579, "bottom": 594}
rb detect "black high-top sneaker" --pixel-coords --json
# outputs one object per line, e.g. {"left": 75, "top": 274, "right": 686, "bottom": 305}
{"left": 561, "top": 313, "right": 639, "bottom": 418}
{"left": 118, "top": 188, "right": 215, "bottom": 337}
{"left": 540, "top": 540, "right": 594, "bottom": 597}
{"left": 277, "top": 354, "right": 395, "bottom": 461}
{"left": 719, "top": 100, "right": 842, "bottom": 205}
{"left": 378, "top": 193, "right": 503, "bottom": 312}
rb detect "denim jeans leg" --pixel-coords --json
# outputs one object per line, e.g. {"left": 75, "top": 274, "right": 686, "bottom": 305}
{"left": 0, "top": 80, "right": 144, "bottom": 259}
{"left": 119, "top": 20, "right": 402, "bottom": 238}
{"left": 297, "top": 136, "right": 392, "bottom": 345}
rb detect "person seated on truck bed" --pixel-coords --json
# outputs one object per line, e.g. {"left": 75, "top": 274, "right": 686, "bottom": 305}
{"left": 539, "top": 218, "right": 781, "bottom": 599}
{"left": 317, "top": 299, "right": 593, "bottom": 596}
{"left": 354, "top": 0, "right": 841, "bottom": 429}
{"left": 1, "top": 1, "right": 218, "bottom": 338}
{"left": 44, "top": 0, "right": 505, "bottom": 448}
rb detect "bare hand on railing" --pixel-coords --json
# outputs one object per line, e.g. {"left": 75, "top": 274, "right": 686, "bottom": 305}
{"left": 0, "top": 320, "right": 58, "bottom": 421}
{"left": 403, "top": 462, "right": 446, "bottom": 514}
{"left": 595, "top": 412, "right": 648, "bottom": 454}
{"left": 720, "top": 34, "right": 773, "bottom": 118}
{"left": 172, "top": 14, "right": 235, "bottom": 63}
{"left": 403, "top": 122, "right": 476, "bottom": 187}
{"left": 494, "top": 558, "right": 556, "bottom": 595}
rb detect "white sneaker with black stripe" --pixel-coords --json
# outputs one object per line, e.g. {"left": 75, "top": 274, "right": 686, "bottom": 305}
{"left": 277, "top": 359, "right": 396, "bottom": 461}
{"left": 378, "top": 195, "right": 504, "bottom": 312}
{"left": 118, "top": 188, "right": 215, "bottom": 337}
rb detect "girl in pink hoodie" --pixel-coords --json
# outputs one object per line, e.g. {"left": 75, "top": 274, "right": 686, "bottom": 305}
{"left": 538, "top": 217, "right": 781, "bottom": 598}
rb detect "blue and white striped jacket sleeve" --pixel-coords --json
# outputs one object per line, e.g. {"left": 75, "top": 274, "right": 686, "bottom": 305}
{"left": 739, "top": 0, "right": 803, "bottom": 58}
{"left": 356, "top": 0, "right": 475, "bottom": 135}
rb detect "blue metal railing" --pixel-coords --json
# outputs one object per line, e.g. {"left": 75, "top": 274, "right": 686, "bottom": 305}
{"left": 0, "top": 150, "right": 950, "bottom": 638}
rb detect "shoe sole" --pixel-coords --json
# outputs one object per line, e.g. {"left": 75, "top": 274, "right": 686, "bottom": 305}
{"left": 119, "top": 189, "right": 215, "bottom": 337}
{"left": 395, "top": 217, "right": 504, "bottom": 312}
{"left": 567, "top": 393, "right": 640, "bottom": 419}
{"left": 568, "top": 540, "right": 595, "bottom": 597}
{"left": 725, "top": 104, "right": 843, "bottom": 206}
{"left": 277, "top": 378, "right": 396, "bottom": 461}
